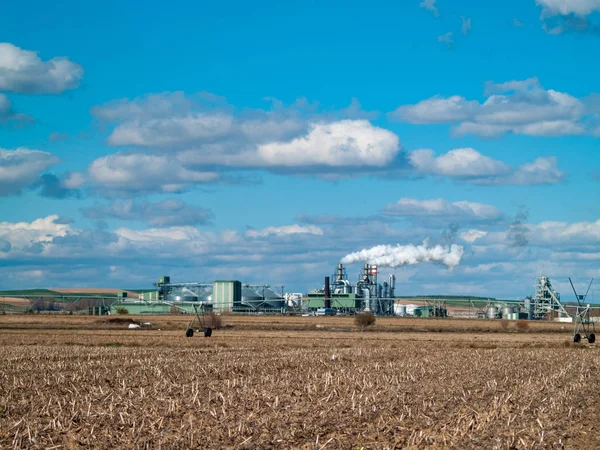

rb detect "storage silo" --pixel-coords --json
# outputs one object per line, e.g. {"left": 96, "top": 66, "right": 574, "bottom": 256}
{"left": 262, "top": 287, "right": 285, "bottom": 309}
{"left": 213, "top": 280, "right": 242, "bottom": 313}
{"left": 197, "top": 287, "right": 213, "bottom": 303}
{"left": 394, "top": 304, "right": 406, "bottom": 316}
{"left": 241, "top": 287, "right": 263, "bottom": 309}
{"left": 166, "top": 288, "right": 198, "bottom": 302}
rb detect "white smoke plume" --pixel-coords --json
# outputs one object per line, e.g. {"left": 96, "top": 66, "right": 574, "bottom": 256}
{"left": 340, "top": 241, "right": 464, "bottom": 271}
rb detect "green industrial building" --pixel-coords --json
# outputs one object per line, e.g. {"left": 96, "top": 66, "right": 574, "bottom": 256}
{"left": 212, "top": 280, "right": 242, "bottom": 313}
{"left": 305, "top": 293, "right": 363, "bottom": 311}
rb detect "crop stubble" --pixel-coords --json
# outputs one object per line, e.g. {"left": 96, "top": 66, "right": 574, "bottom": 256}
{"left": 0, "top": 322, "right": 599, "bottom": 449}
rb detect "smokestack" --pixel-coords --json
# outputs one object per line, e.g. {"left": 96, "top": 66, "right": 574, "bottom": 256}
{"left": 324, "top": 276, "right": 331, "bottom": 309}
{"left": 336, "top": 264, "right": 344, "bottom": 281}
{"left": 363, "top": 263, "right": 370, "bottom": 283}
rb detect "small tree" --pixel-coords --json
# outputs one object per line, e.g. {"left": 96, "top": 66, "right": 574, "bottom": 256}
{"left": 500, "top": 319, "right": 509, "bottom": 330}
{"left": 516, "top": 320, "right": 529, "bottom": 331}
{"left": 355, "top": 311, "right": 376, "bottom": 329}
{"left": 115, "top": 306, "right": 129, "bottom": 315}
{"left": 205, "top": 312, "right": 222, "bottom": 330}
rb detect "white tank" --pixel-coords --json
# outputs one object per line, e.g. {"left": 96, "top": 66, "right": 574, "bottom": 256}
{"left": 394, "top": 304, "right": 406, "bottom": 316}
{"left": 405, "top": 304, "right": 418, "bottom": 316}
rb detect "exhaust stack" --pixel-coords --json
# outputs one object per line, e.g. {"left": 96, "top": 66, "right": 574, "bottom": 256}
{"left": 324, "top": 277, "right": 331, "bottom": 309}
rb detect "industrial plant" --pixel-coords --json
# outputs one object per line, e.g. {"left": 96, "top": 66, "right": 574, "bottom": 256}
{"left": 1, "top": 266, "right": 597, "bottom": 326}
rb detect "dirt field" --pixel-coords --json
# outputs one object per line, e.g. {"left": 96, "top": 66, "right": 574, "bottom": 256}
{"left": 0, "top": 315, "right": 598, "bottom": 449}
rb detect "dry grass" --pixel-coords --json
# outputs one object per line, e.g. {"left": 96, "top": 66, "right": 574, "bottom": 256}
{"left": 0, "top": 316, "right": 599, "bottom": 448}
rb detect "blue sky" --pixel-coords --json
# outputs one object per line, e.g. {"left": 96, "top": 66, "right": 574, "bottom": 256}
{"left": 0, "top": 0, "right": 599, "bottom": 300}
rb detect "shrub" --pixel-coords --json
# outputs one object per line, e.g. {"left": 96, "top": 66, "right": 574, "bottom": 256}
{"left": 115, "top": 306, "right": 129, "bottom": 315}
{"left": 500, "top": 319, "right": 509, "bottom": 330}
{"left": 516, "top": 320, "right": 529, "bottom": 331}
{"left": 205, "top": 312, "right": 223, "bottom": 330}
{"left": 355, "top": 312, "right": 376, "bottom": 329}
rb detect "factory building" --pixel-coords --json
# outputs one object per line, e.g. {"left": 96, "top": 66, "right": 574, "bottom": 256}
{"left": 123, "top": 277, "right": 284, "bottom": 314}
{"left": 304, "top": 263, "right": 396, "bottom": 315}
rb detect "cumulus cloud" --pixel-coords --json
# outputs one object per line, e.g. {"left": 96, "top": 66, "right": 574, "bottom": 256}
{"left": 389, "top": 78, "right": 598, "bottom": 137}
{"left": 246, "top": 225, "right": 324, "bottom": 238}
{"left": 408, "top": 148, "right": 564, "bottom": 185}
{"left": 82, "top": 199, "right": 214, "bottom": 227}
{"left": 0, "top": 148, "right": 60, "bottom": 195}
{"left": 88, "top": 152, "right": 220, "bottom": 196}
{"left": 383, "top": 198, "right": 503, "bottom": 224}
{"left": 2, "top": 212, "right": 600, "bottom": 298}
{"left": 0, "top": 43, "right": 83, "bottom": 94}
{"left": 536, "top": 0, "right": 600, "bottom": 17}
{"left": 0, "top": 215, "right": 73, "bottom": 250}
{"left": 92, "top": 92, "right": 402, "bottom": 177}
{"left": 420, "top": 0, "right": 439, "bottom": 17}
{"left": 256, "top": 120, "right": 399, "bottom": 168}
{"left": 460, "top": 229, "right": 488, "bottom": 243}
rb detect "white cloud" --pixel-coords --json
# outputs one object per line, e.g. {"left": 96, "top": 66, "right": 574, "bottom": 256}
{"left": 460, "top": 229, "right": 488, "bottom": 243}
{"left": 390, "top": 78, "right": 596, "bottom": 137}
{"left": 256, "top": 120, "right": 399, "bottom": 168}
{"left": 535, "top": 1, "right": 600, "bottom": 34}
{"left": 383, "top": 198, "right": 503, "bottom": 223}
{"left": 533, "top": 220, "right": 600, "bottom": 244}
{"left": 246, "top": 225, "right": 324, "bottom": 238}
{"left": 61, "top": 172, "right": 85, "bottom": 189}
{"left": 88, "top": 152, "right": 220, "bottom": 196}
{"left": 390, "top": 96, "right": 479, "bottom": 124}
{"left": 409, "top": 148, "right": 510, "bottom": 177}
{"left": 0, "top": 147, "right": 59, "bottom": 195}
{"left": 2, "top": 212, "right": 599, "bottom": 299}
{"left": 536, "top": 0, "right": 600, "bottom": 17}
{"left": 420, "top": 0, "right": 439, "bottom": 17}
{"left": 92, "top": 92, "right": 402, "bottom": 175}
{"left": 82, "top": 199, "right": 213, "bottom": 227}
{"left": 408, "top": 148, "right": 564, "bottom": 185}
{"left": 0, "top": 43, "right": 83, "bottom": 94}
{"left": 0, "top": 215, "right": 72, "bottom": 250}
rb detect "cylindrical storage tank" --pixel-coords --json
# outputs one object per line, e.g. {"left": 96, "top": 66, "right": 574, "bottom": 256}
{"left": 167, "top": 288, "right": 198, "bottom": 302}
{"left": 197, "top": 287, "right": 213, "bottom": 303}
{"left": 512, "top": 312, "right": 519, "bottom": 321}
{"left": 262, "top": 288, "right": 285, "bottom": 309}
{"left": 241, "top": 287, "right": 262, "bottom": 308}
{"left": 487, "top": 306, "right": 498, "bottom": 319}
{"left": 394, "top": 304, "right": 406, "bottom": 316}
{"left": 501, "top": 306, "right": 513, "bottom": 318}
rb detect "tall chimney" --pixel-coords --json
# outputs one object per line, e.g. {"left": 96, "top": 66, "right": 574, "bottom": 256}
{"left": 336, "top": 264, "right": 344, "bottom": 281}
{"left": 324, "top": 276, "right": 331, "bottom": 309}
